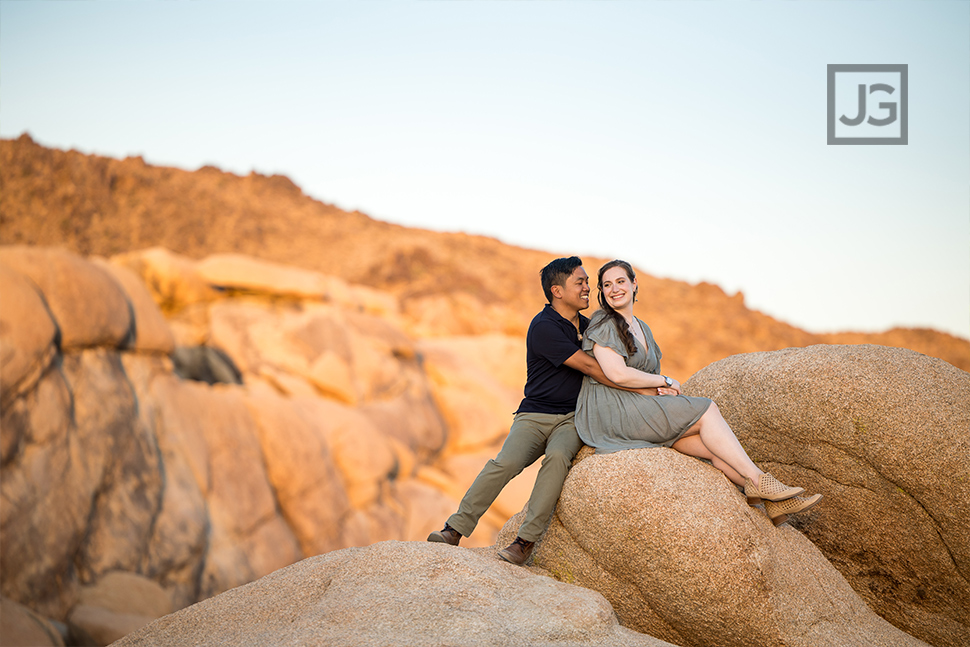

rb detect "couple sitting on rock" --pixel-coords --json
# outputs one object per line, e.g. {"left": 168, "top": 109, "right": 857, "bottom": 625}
{"left": 428, "top": 257, "right": 822, "bottom": 565}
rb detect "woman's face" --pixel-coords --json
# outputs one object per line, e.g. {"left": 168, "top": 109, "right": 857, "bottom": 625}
{"left": 600, "top": 265, "right": 636, "bottom": 311}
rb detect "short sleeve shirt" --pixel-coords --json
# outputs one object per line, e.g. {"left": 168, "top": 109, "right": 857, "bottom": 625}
{"left": 516, "top": 304, "right": 590, "bottom": 414}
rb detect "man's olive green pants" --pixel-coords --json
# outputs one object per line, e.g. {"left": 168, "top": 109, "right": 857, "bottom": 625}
{"left": 447, "top": 411, "right": 584, "bottom": 543}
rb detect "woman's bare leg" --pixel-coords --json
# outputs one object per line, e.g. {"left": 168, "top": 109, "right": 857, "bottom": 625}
{"left": 669, "top": 434, "right": 746, "bottom": 486}
{"left": 672, "top": 402, "right": 763, "bottom": 486}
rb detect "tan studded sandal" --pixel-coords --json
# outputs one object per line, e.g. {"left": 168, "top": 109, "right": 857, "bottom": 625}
{"left": 763, "top": 493, "right": 823, "bottom": 526}
{"left": 744, "top": 473, "right": 804, "bottom": 505}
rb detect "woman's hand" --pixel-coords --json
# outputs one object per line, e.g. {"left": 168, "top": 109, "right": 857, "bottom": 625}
{"left": 657, "top": 378, "right": 682, "bottom": 396}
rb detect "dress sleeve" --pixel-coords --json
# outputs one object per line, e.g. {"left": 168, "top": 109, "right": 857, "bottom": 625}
{"left": 582, "top": 311, "right": 629, "bottom": 359}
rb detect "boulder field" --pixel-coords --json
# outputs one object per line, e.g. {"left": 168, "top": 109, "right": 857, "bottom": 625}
{"left": 1, "top": 244, "right": 966, "bottom": 646}
{"left": 0, "top": 245, "right": 533, "bottom": 644}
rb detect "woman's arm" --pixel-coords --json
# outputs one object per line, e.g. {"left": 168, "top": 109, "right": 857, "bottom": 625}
{"left": 563, "top": 350, "right": 658, "bottom": 395}
{"left": 592, "top": 343, "right": 673, "bottom": 390}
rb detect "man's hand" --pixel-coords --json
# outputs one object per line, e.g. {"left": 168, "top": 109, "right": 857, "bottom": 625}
{"left": 564, "top": 351, "right": 659, "bottom": 394}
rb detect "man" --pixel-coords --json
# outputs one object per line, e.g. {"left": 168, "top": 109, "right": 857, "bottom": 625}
{"left": 427, "top": 256, "right": 653, "bottom": 564}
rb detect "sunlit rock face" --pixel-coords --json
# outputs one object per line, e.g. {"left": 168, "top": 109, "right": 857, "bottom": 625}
{"left": 0, "top": 246, "right": 527, "bottom": 636}
{"left": 113, "top": 541, "right": 676, "bottom": 647}
{"left": 683, "top": 345, "right": 970, "bottom": 647}
{"left": 500, "top": 444, "right": 932, "bottom": 647}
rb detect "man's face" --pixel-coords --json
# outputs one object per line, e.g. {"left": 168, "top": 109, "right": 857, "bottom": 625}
{"left": 556, "top": 266, "right": 590, "bottom": 311}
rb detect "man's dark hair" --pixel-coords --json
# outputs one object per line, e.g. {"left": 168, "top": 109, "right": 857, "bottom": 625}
{"left": 540, "top": 256, "right": 583, "bottom": 303}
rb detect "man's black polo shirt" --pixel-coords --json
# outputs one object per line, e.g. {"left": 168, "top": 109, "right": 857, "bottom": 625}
{"left": 516, "top": 304, "right": 590, "bottom": 414}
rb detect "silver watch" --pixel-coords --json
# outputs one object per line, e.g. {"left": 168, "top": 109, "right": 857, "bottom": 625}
{"left": 663, "top": 375, "right": 673, "bottom": 388}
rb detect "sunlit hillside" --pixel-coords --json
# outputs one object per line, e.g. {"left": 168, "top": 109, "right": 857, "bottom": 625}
{"left": 2, "top": 133, "right": 967, "bottom": 376}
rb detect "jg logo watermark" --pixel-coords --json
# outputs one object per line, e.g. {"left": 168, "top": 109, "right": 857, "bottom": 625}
{"left": 827, "top": 64, "right": 908, "bottom": 145}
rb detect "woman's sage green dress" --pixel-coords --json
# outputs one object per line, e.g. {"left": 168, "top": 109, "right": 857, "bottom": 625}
{"left": 575, "top": 310, "right": 712, "bottom": 453}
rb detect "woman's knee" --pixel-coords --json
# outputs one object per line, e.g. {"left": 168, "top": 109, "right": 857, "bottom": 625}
{"left": 697, "top": 400, "right": 723, "bottom": 425}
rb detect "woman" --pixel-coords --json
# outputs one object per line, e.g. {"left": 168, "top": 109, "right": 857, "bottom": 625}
{"left": 575, "top": 260, "right": 821, "bottom": 525}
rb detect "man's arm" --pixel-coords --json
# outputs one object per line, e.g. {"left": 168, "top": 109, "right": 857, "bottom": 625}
{"left": 562, "top": 350, "right": 658, "bottom": 395}
{"left": 590, "top": 344, "right": 682, "bottom": 395}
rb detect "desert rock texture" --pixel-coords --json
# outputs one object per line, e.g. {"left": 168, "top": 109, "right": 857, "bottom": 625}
{"left": 498, "top": 447, "right": 932, "bottom": 647}
{"left": 683, "top": 345, "right": 970, "bottom": 647}
{"left": 113, "top": 541, "right": 676, "bottom": 647}
{"left": 0, "top": 246, "right": 534, "bottom": 645}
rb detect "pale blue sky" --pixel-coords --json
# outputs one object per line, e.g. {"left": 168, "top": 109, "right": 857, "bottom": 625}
{"left": 2, "top": 1, "right": 968, "bottom": 338}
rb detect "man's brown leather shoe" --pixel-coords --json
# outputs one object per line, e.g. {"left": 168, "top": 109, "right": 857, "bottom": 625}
{"left": 498, "top": 537, "right": 534, "bottom": 565}
{"left": 427, "top": 524, "right": 461, "bottom": 546}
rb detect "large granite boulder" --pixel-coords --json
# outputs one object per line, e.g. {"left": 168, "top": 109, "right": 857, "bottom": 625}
{"left": 0, "top": 246, "right": 132, "bottom": 350}
{"left": 242, "top": 387, "right": 353, "bottom": 556}
{"left": 93, "top": 258, "right": 176, "bottom": 354}
{"left": 120, "top": 355, "right": 211, "bottom": 611}
{"left": 195, "top": 253, "right": 397, "bottom": 316}
{"left": 143, "top": 372, "right": 303, "bottom": 601}
{"left": 0, "top": 263, "right": 58, "bottom": 409}
{"left": 113, "top": 541, "right": 674, "bottom": 647}
{"left": 500, "top": 447, "right": 929, "bottom": 647}
{"left": 2, "top": 246, "right": 539, "bottom": 640}
{"left": 684, "top": 345, "right": 970, "bottom": 647}
{"left": 110, "top": 247, "right": 219, "bottom": 313}
{"left": 202, "top": 299, "right": 447, "bottom": 459}
{"left": 0, "top": 348, "right": 159, "bottom": 619}
{"left": 68, "top": 571, "right": 174, "bottom": 646}
{"left": 0, "top": 597, "right": 65, "bottom": 647}
{"left": 418, "top": 336, "right": 522, "bottom": 453}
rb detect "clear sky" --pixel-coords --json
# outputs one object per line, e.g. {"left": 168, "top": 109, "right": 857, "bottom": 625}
{"left": 2, "top": 1, "right": 968, "bottom": 338}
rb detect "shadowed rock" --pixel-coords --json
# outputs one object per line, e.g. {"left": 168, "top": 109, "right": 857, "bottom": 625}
{"left": 172, "top": 346, "right": 242, "bottom": 385}
{"left": 684, "top": 344, "right": 970, "bottom": 647}
{"left": 499, "top": 447, "right": 929, "bottom": 647}
{"left": 113, "top": 541, "right": 674, "bottom": 647}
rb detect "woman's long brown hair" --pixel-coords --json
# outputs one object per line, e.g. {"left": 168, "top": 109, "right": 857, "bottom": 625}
{"left": 596, "top": 260, "right": 638, "bottom": 356}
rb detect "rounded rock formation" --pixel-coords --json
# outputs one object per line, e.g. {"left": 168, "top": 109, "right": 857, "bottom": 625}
{"left": 0, "top": 246, "right": 133, "bottom": 350}
{"left": 684, "top": 344, "right": 970, "bottom": 647}
{"left": 112, "top": 541, "right": 675, "bottom": 647}
{"left": 500, "top": 447, "right": 930, "bottom": 647}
